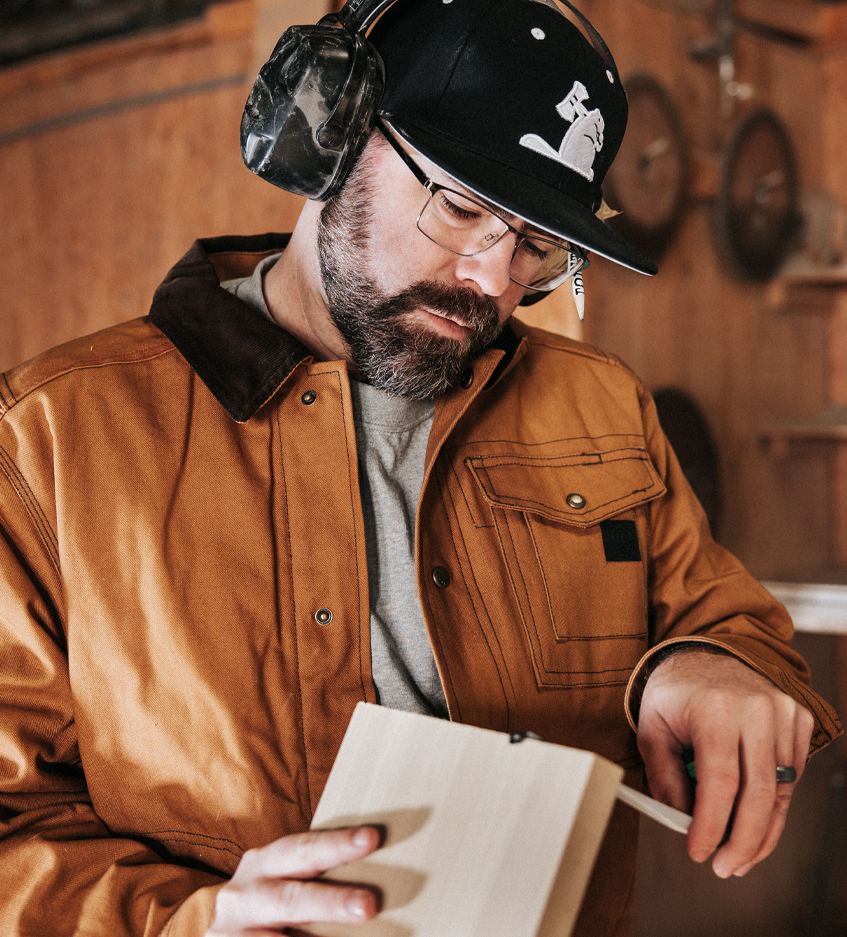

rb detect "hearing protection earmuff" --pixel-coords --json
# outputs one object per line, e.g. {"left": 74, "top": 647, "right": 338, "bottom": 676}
{"left": 240, "top": 0, "right": 620, "bottom": 203}
{"left": 240, "top": 0, "right": 394, "bottom": 201}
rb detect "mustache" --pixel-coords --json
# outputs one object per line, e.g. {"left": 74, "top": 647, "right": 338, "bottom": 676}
{"left": 381, "top": 281, "right": 500, "bottom": 332}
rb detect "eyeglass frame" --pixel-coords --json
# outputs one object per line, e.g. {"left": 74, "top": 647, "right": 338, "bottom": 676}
{"left": 376, "top": 119, "right": 590, "bottom": 292}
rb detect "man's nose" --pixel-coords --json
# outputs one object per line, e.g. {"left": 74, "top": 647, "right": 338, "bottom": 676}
{"left": 453, "top": 232, "right": 515, "bottom": 297}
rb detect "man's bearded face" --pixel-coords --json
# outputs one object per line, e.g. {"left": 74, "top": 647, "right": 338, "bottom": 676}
{"left": 316, "top": 143, "right": 506, "bottom": 401}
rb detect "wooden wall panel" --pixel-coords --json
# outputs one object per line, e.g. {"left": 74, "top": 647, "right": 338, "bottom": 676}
{"left": 0, "top": 0, "right": 323, "bottom": 372}
{"left": 569, "top": 0, "right": 845, "bottom": 584}
{"left": 566, "top": 6, "right": 847, "bottom": 936}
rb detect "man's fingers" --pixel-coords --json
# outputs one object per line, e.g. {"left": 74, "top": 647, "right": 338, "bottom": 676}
{"left": 725, "top": 706, "right": 814, "bottom": 877}
{"left": 727, "top": 794, "right": 791, "bottom": 877}
{"left": 685, "top": 752, "right": 739, "bottom": 863}
{"left": 706, "top": 698, "right": 811, "bottom": 877}
{"left": 638, "top": 650, "right": 818, "bottom": 878}
{"left": 207, "top": 827, "right": 381, "bottom": 935}
{"left": 239, "top": 827, "right": 381, "bottom": 881}
{"left": 213, "top": 877, "right": 377, "bottom": 933}
{"left": 636, "top": 714, "right": 693, "bottom": 813}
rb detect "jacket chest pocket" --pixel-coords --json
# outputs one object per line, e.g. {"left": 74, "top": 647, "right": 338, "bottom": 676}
{"left": 465, "top": 444, "right": 666, "bottom": 689}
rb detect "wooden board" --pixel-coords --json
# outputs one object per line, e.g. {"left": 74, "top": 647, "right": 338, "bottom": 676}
{"left": 306, "top": 704, "right": 625, "bottom": 937}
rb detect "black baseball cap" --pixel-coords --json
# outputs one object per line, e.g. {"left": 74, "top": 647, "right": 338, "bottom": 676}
{"left": 368, "top": 0, "right": 658, "bottom": 276}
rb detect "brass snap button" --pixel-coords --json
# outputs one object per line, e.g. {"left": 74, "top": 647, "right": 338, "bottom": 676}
{"left": 566, "top": 493, "right": 586, "bottom": 510}
{"left": 432, "top": 566, "right": 451, "bottom": 589}
{"left": 460, "top": 369, "right": 474, "bottom": 389}
{"left": 315, "top": 607, "right": 333, "bottom": 625}
{"left": 301, "top": 390, "right": 317, "bottom": 405}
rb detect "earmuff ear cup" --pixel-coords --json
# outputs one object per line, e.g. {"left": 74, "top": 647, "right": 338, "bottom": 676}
{"left": 241, "top": 24, "right": 385, "bottom": 200}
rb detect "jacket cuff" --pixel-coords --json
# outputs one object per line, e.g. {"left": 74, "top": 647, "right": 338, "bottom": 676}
{"left": 624, "top": 636, "right": 843, "bottom": 757}
{"left": 624, "top": 637, "right": 731, "bottom": 731}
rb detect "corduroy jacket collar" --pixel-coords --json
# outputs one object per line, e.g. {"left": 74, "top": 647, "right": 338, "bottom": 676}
{"left": 149, "top": 234, "right": 311, "bottom": 422}
{"left": 149, "top": 233, "right": 522, "bottom": 423}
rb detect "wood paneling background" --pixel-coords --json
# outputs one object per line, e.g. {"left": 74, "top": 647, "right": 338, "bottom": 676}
{"left": 561, "top": 4, "right": 847, "bottom": 934}
{"left": 571, "top": 0, "right": 847, "bottom": 585}
{"left": 0, "top": 0, "right": 315, "bottom": 372}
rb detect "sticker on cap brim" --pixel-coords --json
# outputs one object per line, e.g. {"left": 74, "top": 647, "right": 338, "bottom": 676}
{"left": 520, "top": 80, "right": 604, "bottom": 181}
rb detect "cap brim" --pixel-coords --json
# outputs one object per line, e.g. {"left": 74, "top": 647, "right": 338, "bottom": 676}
{"left": 384, "top": 116, "right": 658, "bottom": 277}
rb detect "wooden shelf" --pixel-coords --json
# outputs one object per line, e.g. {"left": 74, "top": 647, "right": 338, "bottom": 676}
{"left": 761, "top": 255, "right": 847, "bottom": 314}
{"left": 759, "top": 407, "right": 847, "bottom": 455}
{"left": 777, "top": 256, "right": 847, "bottom": 288}
{"left": 737, "top": 0, "right": 847, "bottom": 46}
{"left": 763, "top": 581, "right": 847, "bottom": 634}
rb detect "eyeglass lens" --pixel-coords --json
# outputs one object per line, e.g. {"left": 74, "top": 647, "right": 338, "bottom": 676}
{"left": 419, "top": 188, "right": 587, "bottom": 291}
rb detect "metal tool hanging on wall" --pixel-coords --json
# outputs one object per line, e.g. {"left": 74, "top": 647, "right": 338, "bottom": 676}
{"left": 602, "top": 73, "right": 689, "bottom": 261}
{"left": 688, "top": 0, "right": 800, "bottom": 279}
{"left": 689, "top": 0, "right": 753, "bottom": 118}
{"left": 714, "top": 105, "right": 799, "bottom": 281}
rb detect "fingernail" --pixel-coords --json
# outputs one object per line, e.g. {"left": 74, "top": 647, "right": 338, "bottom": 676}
{"left": 347, "top": 893, "right": 368, "bottom": 918}
{"left": 713, "top": 863, "right": 734, "bottom": 879}
{"left": 353, "top": 829, "right": 372, "bottom": 848}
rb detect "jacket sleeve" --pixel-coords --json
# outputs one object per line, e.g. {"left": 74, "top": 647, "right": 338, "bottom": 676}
{"left": 0, "top": 462, "right": 222, "bottom": 937}
{"left": 623, "top": 388, "right": 842, "bottom": 753}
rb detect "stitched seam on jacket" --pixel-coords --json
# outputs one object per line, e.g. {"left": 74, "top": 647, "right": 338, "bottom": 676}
{"left": 448, "top": 433, "right": 646, "bottom": 452}
{"left": 449, "top": 459, "right": 494, "bottom": 530}
{"left": 496, "top": 509, "right": 545, "bottom": 672}
{"left": 525, "top": 336, "right": 625, "bottom": 369}
{"left": 437, "top": 460, "right": 513, "bottom": 723}
{"left": 418, "top": 483, "right": 461, "bottom": 721}
{"left": 471, "top": 449, "right": 648, "bottom": 463}
{"left": 0, "top": 446, "right": 60, "bottom": 576}
{"left": 275, "top": 405, "right": 311, "bottom": 820}
{"left": 143, "top": 829, "right": 244, "bottom": 851}
{"left": 4, "top": 341, "right": 175, "bottom": 406}
{"left": 482, "top": 481, "right": 657, "bottom": 516}
{"left": 332, "top": 369, "right": 368, "bottom": 703}
{"left": 524, "top": 513, "right": 648, "bottom": 644}
{"left": 525, "top": 511, "right": 559, "bottom": 641}
{"left": 153, "top": 837, "right": 243, "bottom": 860}
{"left": 501, "top": 510, "right": 635, "bottom": 679}
{"left": 1, "top": 373, "right": 16, "bottom": 409}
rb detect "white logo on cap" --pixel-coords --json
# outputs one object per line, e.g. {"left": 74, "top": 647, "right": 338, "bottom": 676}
{"left": 519, "top": 80, "right": 604, "bottom": 181}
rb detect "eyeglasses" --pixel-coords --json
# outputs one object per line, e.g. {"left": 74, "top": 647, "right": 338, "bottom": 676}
{"left": 378, "top": 121, "right": 589, "bottom": 292}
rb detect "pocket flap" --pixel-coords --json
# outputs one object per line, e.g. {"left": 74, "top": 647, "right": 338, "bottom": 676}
{"left": 467, "top": 444, "right": 666, "bottom": 528}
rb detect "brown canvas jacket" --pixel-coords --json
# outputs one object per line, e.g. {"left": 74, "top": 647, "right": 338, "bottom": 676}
{"left": 0, "top": 234, "right": 840, "bottom": 937}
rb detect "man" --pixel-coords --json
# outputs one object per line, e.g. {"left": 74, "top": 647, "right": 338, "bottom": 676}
{"left": 0, "top": 1, "right": 839, "bottom": 935}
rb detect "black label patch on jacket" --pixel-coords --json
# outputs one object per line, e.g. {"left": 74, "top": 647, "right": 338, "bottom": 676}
{"left": 600, "top": 520, "right": 642, "bottom": 562}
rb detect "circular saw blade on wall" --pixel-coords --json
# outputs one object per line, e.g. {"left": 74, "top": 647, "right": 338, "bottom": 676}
{"left": 602, "top": 73, "right": 688, "bottom": 261}
{"left": 714, "top": 107, "right": 799, "bottom": 281}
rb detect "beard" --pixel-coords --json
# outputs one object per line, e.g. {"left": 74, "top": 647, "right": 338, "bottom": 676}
{"left": 316, "top": 144, "right": 506, "bottom": 401}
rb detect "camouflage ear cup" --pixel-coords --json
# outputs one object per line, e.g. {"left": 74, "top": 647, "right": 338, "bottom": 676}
{"left": 240, "top": 10, "right": 387, "bottom": 200}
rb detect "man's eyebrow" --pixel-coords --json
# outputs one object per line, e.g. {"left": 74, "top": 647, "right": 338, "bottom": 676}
{"left": 380, "top": 119, "right": 518, "bottom": 223}
{"left": 445, "top": 181, "right": 556, "bottom": 238}
{"left": 390, "top": 124, "right": 525, "bottom": 227}
{"left": 438, "top": 172, "right": 520, "bottom": 223}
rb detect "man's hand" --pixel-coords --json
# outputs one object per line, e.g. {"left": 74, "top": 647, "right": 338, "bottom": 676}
{"left": 205, "top": 826, "right": 381, "bottom": 936}
{"left": 637, "top": 649, "right": 814, "bottom": 879}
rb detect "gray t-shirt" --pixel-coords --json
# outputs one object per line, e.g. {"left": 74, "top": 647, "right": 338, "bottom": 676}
{"left": 221, "top": 257, "right": 447, "bottom": 718}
